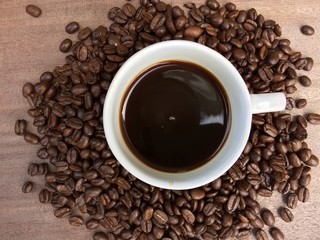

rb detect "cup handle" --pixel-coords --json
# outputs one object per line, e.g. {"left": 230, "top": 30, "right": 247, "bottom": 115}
{"left": 250, "top": 93, "right": 286, "bottom": 114}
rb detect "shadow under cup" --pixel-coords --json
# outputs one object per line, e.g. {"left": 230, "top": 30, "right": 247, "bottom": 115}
{"left": 103, "top": 40, "right": 252, "bottom": 190}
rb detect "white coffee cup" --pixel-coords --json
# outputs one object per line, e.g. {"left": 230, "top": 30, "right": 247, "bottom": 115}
{"left": 103, "top": 40, "right": 286, "bottom": 190}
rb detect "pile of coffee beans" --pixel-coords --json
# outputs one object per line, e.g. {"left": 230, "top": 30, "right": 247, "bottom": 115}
{"left": 17, "top": 0, "right": 319, "bottom": 239}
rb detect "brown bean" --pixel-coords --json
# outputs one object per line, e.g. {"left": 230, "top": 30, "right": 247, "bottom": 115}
{"left": 26, "top": 5, "right": 42, "bottom": 17}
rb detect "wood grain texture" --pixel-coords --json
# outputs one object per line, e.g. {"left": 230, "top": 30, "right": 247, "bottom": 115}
{"left": 0, "top": 0, "right": 319, "bottom": 239}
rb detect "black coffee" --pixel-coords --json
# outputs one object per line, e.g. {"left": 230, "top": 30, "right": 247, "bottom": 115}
{"left": 121, "top": 60, "right": 230, "bottom": 172}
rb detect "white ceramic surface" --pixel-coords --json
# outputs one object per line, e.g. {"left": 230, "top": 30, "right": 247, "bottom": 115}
{"left": 103, "top": 40, "right": 286, "bottom": 190}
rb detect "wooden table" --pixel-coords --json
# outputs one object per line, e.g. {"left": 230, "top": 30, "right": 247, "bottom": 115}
{"left": 0, "top": 0, "right": 319, "bottom": 239}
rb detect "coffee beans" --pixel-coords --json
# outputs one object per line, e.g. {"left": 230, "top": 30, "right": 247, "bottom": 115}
{"left": 24, "top": 131, "right": 39, "bottom": 144}
{"left": 15, "top": 119, "right": 27, "bottom": 136}
{"left": 295, "top": 99, "right": 307, "bottom": 109}
{"left": 16, "top": 1, "right": 319, "bottom": 240}
{"left": 69, "top": 215, "right": 83, "bottom": 227}
{"left": 22, "top": 181, "right": 33, "bottom": 193}
{"left": 190, "top": 188, "right": 205, "bottom": 200}
{"left": 59, "top": 39, "right": 73, "bottom": 53}
{"left": 287, "top": 193, "right": 298, "bottom": 209}
{"left": 270, "top": 227, "right": 285, "bottom": 240}
{"left": 261, "top": 209, "right": 275, "bottom": 226}
{"left": 297, "top": 187, "right": 310, "bottom": 202}
{"left": 65, "top": 21, "right": 80, "bottom": 34}
{"left": 153, "top": 209, "right": 168, "bottom": 224}
{"left": 255, "top": 229, "right": 268, "bottom": 240}
{"left": 300, "top": 25, "right": 315, "bottom": 36}
{"left": 299, "top": 76, "right": 312, "bottom": 87}
{"left": 279, "top": 207, "right": 294, "bottom": 222}
{"left": 307, "top": 113, "right": 320, "bottom": 125}
{"left": 26, "top": 5, "right": 42, "bottom": 18}
{"left": 39, "top": 189, "right": 51, "bottom": 204}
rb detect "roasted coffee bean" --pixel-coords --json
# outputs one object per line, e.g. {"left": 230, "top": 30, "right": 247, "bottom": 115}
{"left": 26, "top": 4, "right": 41, "bottom": 17}
{"left": 69, "top": 215, "right": 83, "bottom": 227}
{"left": 250, "top": 216, "right": 264, "bottom": 229}
{"left": 297, "top": 187, "right": 310, "bottom": 202}
{"left": 279, "top": 207, "right": 294, "bottom": 222}
{"left": 299, "top": 173, "right": 311, "bottom": 187}
{"left": 304, "top": 57, "right": 313, "bottom": 71}
{"left": 15, "top": 119, "right": 27, "bottom": 136}
{"left": 287, "top": 193, "right": 298, "bottom": 209}
{"left": 261, "top": 209, "right": 275, "bottom": 226}
{"left": 22, "top": 181, "right": 33, "bottom": 193}
{"left": 123, "top": 3, "right": 136, "bottom": 17}
{"left": 227, "top": 194, "right": 240, "bottom": 213}
{"left": 184, "top": 26, "right": 202, "bottom": 38}
{"left": 39, "top": 189, "right": 51, "bottom": 204}
{"left": 255, "top": 229, "right": 268, "bottom": 240}
{"left": 143, "top": 206, "right": 154, "bottom": 220}
{"left": 86, "top": 218, "right": 99, "bottom": 229}
{"left": 182, "top": 209, "right": 195, "bottom": 224}
{"left": 296, "top": 115, "right": 308, "bottom": 128}
{"left": 28, "top": 163, "right": 39, "bottom": 176}
{"left": 299, "top": 75, "right": 311, "bottom": 87}
{"left": 22, "top": 82, "right": 34, "bottom": 97}
{"left": 300, "top": 25, "right": 315, "bottom": 36}
{"left": 270, "top": 227, "right": 285, "bottom": 240}
{"left": 59, "top": 39, "right": 72, "bottom": 53}
{"left": 141, "top": 219, "right": 152, "bottom": 233}
{"left": 206, "top": 0, "right": 220, "bottom": 10}
{"left": 295, "top": 99, "right": 307, "bottom": 109}
{"left": 38, "top": 163, "right": 49, "bottom": 175}
{"left": 153, "top": 209, "right": 168, "bottom": 224}
{"left": 307, "top": 113, "right": 320, "bottom": 125}
{"left": 305, "top": 155, "right": 319, "bottom": 167}
{"left": 190, "top": 188, "right": 205, "bottom": 200}
{"left": 78, "top": 27, "right": 92, "bottom": 40}
{"left": 286, "top": 97, "right": 295, "bottom": 110}
{"left": 203, "top": 202, "right": 217, "bottom": 216}
{"left": 298, "top": 149, "right": 312, "bottom": 162}
{"left": 93, "top": 232, "right": 107, "bottom": 240}
{"left": 65, "top": 21, "right": 80, "bottom": 34}
{"left": 24, "top": 132, "right": 39, "bottom": 144}
{"left": 54, "top": 207, "right": 71, "bottom": 218}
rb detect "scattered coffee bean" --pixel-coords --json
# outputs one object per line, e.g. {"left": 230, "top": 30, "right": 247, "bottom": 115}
{"left": 69, "top": 215, "right": 83, "bottom": 227}
{"left": 279, "top": 207, "right": 294, "bottom": 222}
{"left": 287, "top": 193, "right": 298, "bottom": 209}
{"left": 261, "top": 209, "right": 275, "bottom": 226}
{"left": 86, "top": 218, "right": 99, "bottom": 229}
{"left": 39, "top": 189, "right": 51, "bottom": 204}
{"left": 299, "top": 75, "right": 311, "bottom": 87}
{"left": 190, "top": 188, "right": 205, "bottom": 200}
{"left": 255, "top": 229, "right": 268, "bottom": 240}
{"left": 54, "top": 207, "right": 71, "bottom": 218}
{"left": 93, "top": 232, "right": 107, "bottom": 240}
{"left": 295, "top": 99, "right": 307, "bottom": 109}
{"left": 22, "top": 181, "right": 33, "bottom": 193}
{"left": 59, "top": 39, "right": 73, "bottom": 53}
{"left": 307, "top": 113, "right": 320, "bottom": 125}
{"left": 15, "top": 119, "right": 27, "bottom": 136}
{"left": 26, "top": 4, "right": 42, "bottom": 18}
{"left": 286, "top": 97, "right": 295, "bottom": 110}
{"left": 24, "top": 132, "right": 39, "bottom": 144}
{"left": 65, "top": 21, "right": 80, "bottom": 34}
{"left": 77, "top": 27, "right": 92, "bottom": 40}
{"left": 153, "top": 209, "right": 168, "bottom": 224}
{"left": 270, "top": 227, "right": 285, "bottom": 240}
{"left": 300, "top": 25, "right": 315, "bottom": 36}
{"left": 297, "top": 187, "right": 310, "bottom": 202}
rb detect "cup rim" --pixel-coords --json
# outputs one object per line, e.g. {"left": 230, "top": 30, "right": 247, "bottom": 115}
{"left": 103, "top": 40, "right": 252, "bottom": 189}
